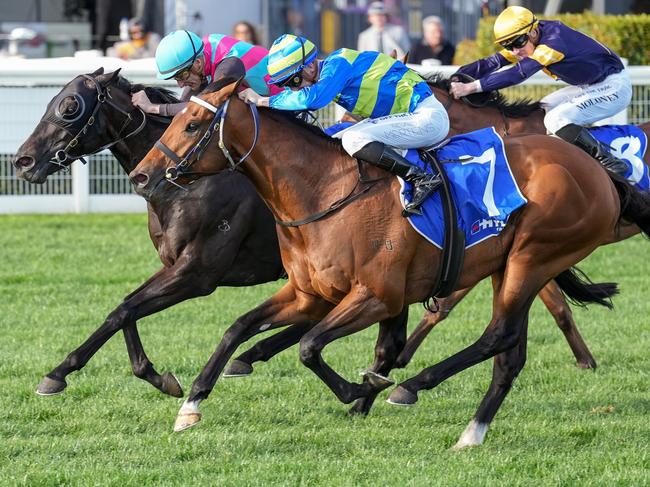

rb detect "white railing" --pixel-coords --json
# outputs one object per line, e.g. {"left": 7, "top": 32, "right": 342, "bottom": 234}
{"left": 1, "top": 57, "right": 649, "bottom": 214}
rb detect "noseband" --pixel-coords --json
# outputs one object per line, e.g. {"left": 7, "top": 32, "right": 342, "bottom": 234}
{"left": 154, "top": 95, "right": 259, "bottom": 190}
{"left": 44, "top": 74, "right": 146, "bottom": 170}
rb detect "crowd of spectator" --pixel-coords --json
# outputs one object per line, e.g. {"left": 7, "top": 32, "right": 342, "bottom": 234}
{"left": 105, "top": 1, "right": 457, "bottom": 65}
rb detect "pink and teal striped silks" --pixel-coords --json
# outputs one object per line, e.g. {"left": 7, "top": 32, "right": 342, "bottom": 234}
{"left": 201, "top": 34, "right": 282, "bottom": 96}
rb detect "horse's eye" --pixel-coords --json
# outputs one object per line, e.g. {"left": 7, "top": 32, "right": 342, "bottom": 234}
{"left": 185, "top": 121, "right": 199, "bottom": 133}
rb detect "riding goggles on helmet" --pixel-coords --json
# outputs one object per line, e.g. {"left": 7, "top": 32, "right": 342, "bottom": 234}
{"left": 500, "top": 34, "right": 529, "bottom": 50}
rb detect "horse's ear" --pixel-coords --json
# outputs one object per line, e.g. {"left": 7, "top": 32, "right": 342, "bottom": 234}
{"left": 203, "top": 77, "right": 243, "bottom": 106}
{"left": 98, "top": 68, "right": 122, "bottom": 87}
{"left": 91, "top": 67, "right": 104, "bottom": 76}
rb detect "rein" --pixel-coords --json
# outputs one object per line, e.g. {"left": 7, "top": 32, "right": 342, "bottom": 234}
{"left": 44, "top": 74, "right": 146, "bottom": 170}
{"left": 274, "top": 161, "right": 385, "bottom": 227}
{"left": 155, "top": 95, "right": 260, "bottom": 191}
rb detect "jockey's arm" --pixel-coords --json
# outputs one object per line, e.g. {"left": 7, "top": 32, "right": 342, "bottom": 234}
{"left": 455, "top": 52, "right": 511, "bottom": 81}
{"left": 267, "top": 57, "right": 351, "bottom": 112}
{"left": 451, "top": 55, "right": 545, "bottom": 98}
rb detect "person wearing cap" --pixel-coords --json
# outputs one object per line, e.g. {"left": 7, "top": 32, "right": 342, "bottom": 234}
{"left": 108, "top": 17, "right": 160, "bottom": 60}
{"left": 449, "top": 6, "right": 631, "bottom": 175}
{"left": 238, "top": 34, "right": 450, "bottom": 215}
{"left": 357, "top": 1, "right": 411, "bottom": 58}
{"left": 131, "top": 30, "right": 281, "bottom": 116}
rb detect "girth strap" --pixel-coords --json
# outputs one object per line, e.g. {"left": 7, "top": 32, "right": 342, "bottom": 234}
{"left": 420, "top": 149, "right": 465, "bottom": 304}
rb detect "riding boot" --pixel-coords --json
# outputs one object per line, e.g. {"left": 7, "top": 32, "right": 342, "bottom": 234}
{"left": 555, "top": 123, "right": 629, "bottom": 176}
{"left": 353, "top": 141, "right": 441, "bottom": 216}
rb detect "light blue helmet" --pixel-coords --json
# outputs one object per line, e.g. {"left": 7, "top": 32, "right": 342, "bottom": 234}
{"left": 155, "top": 30, "right": 204, "bottom": 80}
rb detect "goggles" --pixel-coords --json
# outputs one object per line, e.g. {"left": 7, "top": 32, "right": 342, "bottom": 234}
{"left": 500, "top": 33, "right": 529, "bottom": 50}
{"left": 173, "top": 65, "right": 193, "bottom": 81}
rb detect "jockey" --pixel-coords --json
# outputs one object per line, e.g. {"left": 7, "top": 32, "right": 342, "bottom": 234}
{"left": 132, "top": 30, "right": 281, "bottom": 116}
{"left": 449, "top": 6, "right": 631, "bottom": 176}
{"left": 238, "top": 34, "right": 450, "bottom": 215}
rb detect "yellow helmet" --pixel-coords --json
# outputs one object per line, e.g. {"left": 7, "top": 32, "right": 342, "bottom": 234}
{"left": 493, "top": 6, "right": 539, "bottom": 44}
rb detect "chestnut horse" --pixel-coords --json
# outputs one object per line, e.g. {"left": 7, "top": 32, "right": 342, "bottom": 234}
{"left": 130, "top": 77, "right": 650, "bottom": 447}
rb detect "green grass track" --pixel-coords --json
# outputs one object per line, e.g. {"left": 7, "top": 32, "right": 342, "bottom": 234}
{"left": 1, "top": 214, "right": 649, "bottom": 486}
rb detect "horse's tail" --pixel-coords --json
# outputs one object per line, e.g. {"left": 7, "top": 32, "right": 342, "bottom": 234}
{"left": 609, "top": 171, "right": 650, "bottom": 237}
{"left": 555, "top": 267, "right": 618, "bottom": 309}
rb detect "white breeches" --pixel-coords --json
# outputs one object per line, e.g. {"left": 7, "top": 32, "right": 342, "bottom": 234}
{"left": 332, "top": 95, "right": 450, "bottom": 156}
{"left": 541, "top": 70, "right": 632, "bottom": 134}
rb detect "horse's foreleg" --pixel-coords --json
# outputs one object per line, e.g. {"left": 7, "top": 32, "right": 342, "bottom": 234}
{"left": 297, "top": 286, "right": 395, "bottom": 405}
{"left": 224, "top": 321, "right": 316, "bottom": 377}
{"left": 395, "top": 286, "right": 475, "bottom": 368}
{"left": 538, "top": 280, "right": 596, "bottom": 369}
{"left": 36, "top": 255, "right": 215, "bottom": 397}
{"left": 348, "top": 306, "right": 408, "bottom": 415}
{"left": 176, "top": 283, "right": 329, "bottom": 432}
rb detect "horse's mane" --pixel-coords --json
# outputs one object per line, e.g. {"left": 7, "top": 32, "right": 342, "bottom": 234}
{"left": 425, "top": 72, "right": 542, "bottom": 118}
{"left": 114, "top": 76, "right": 180, "bottom": 105}
{"left": 262, "top": 108, "right": 347, "bottom": 155}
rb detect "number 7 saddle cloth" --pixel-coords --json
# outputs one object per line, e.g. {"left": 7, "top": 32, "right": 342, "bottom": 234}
{"left": 401, "top": 127, "right": 526, "bottom": 249}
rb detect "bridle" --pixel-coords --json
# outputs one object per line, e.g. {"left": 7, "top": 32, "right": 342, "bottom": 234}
{"left": 43, "top": 74, "right": 146, "bottom": 170}
{"left": 153, "top": 94, "right": 259, "bottom": 190}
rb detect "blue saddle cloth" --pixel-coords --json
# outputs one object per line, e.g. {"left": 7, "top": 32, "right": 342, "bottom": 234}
{"left": 589, "top": 125, "right": 648, "bottom": 190}
{"left": 401, "top": 127, "right": 526, "bottom": 249}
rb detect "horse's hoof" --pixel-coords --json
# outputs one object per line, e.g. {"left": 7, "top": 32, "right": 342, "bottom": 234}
{"left": 160, "top": 372, "right": 184, "bottom": 398}
{"left": 363, "top": 371, "right": 394, "bottom": 391}
{"left": 576, "top": 359, "right": 597, "bottom": 370}
{"left": 173, "top": 412, "right": 202, "bottom": 432}
{"left": 386, "top": 385, "right": 418, "bottom": 406}
{"left": 347, "top": 400, "right": 370, "bottom": 416}
{"left": 223, "top": 359, "right": 253, "bottom": 378}
{"left": 35, "top": 376, "right": 67, "bottom": 396}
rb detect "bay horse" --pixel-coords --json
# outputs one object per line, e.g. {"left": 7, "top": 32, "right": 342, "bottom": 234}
{"left": 129, "top": 76, "right": 650, "bottom": 446}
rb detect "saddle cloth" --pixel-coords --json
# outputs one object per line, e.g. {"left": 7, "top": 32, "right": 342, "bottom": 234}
{"left": 323, "top": 124, "right": 527, "bottom": 249}
{"left": 589, "top": 125, "right": 648, "bottom": 190}
{"left": 400, "top": 127, "right": 526, "bottom": 249}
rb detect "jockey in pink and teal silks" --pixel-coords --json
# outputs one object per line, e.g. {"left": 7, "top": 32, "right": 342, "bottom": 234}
{"left": 131, "top": 30, "right": 281, "bottom": 116}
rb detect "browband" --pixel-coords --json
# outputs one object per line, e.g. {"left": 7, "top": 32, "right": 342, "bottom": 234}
{"left": 189, "top": 96, "right": 218, "bottom": 113}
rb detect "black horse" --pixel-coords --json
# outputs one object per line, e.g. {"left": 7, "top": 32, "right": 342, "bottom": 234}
{"left": 12, "top": 68, "right": 291, "bottom": 396}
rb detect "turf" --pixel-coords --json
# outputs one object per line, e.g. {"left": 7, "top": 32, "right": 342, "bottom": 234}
{"left": 1, "top": 214, "right": 649, "bottom": 486}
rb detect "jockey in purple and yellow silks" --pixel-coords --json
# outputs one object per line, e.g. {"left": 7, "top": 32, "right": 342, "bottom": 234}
{"left": 132, "top": 30, "right": 281, "bottom": 117}
{"left": 238, "top": 34, "right": 450, "bottom": 215}
{"left": 449, "top": 6, "right": 631, "bottom": 176}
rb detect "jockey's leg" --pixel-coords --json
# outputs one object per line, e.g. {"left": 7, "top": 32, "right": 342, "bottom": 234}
{"left": 352, "top": 141, "right": 441, "bottom": 215}
{"left": 555, "top": 123, "right": 628, "bottom": 176}
{"left": 334, "top": 95, "right": 450, "bottom": 215}
{"left": 545, "top": 71, "right": 632, "bottom": 176}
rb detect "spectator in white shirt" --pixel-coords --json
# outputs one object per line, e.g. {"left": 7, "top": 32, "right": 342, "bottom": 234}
{"left": 357, "top": 1, "right": 411, "bottom": 57}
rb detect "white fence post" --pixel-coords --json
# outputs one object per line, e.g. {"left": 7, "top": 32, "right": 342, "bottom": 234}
{"left": 72, "top": 161, "right": 89, "bottom": 213}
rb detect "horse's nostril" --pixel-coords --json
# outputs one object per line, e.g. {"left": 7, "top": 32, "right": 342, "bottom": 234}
{"left": 131, "top": 173, "right": 149, "bottom": 186}
{"left": 15, "top": 156, "right": 35, "bottom": 169}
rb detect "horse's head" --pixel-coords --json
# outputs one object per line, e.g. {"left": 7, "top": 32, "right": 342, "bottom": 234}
{"left": 14, "top": 67, "right": 131, "bottom": 183}
{"left": 130, "top": 58, "right": 247, "bottom": 200}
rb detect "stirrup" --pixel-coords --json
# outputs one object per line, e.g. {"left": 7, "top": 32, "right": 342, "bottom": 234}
{"left": 402, "top": 175, "right": 441, "bottom": 217}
